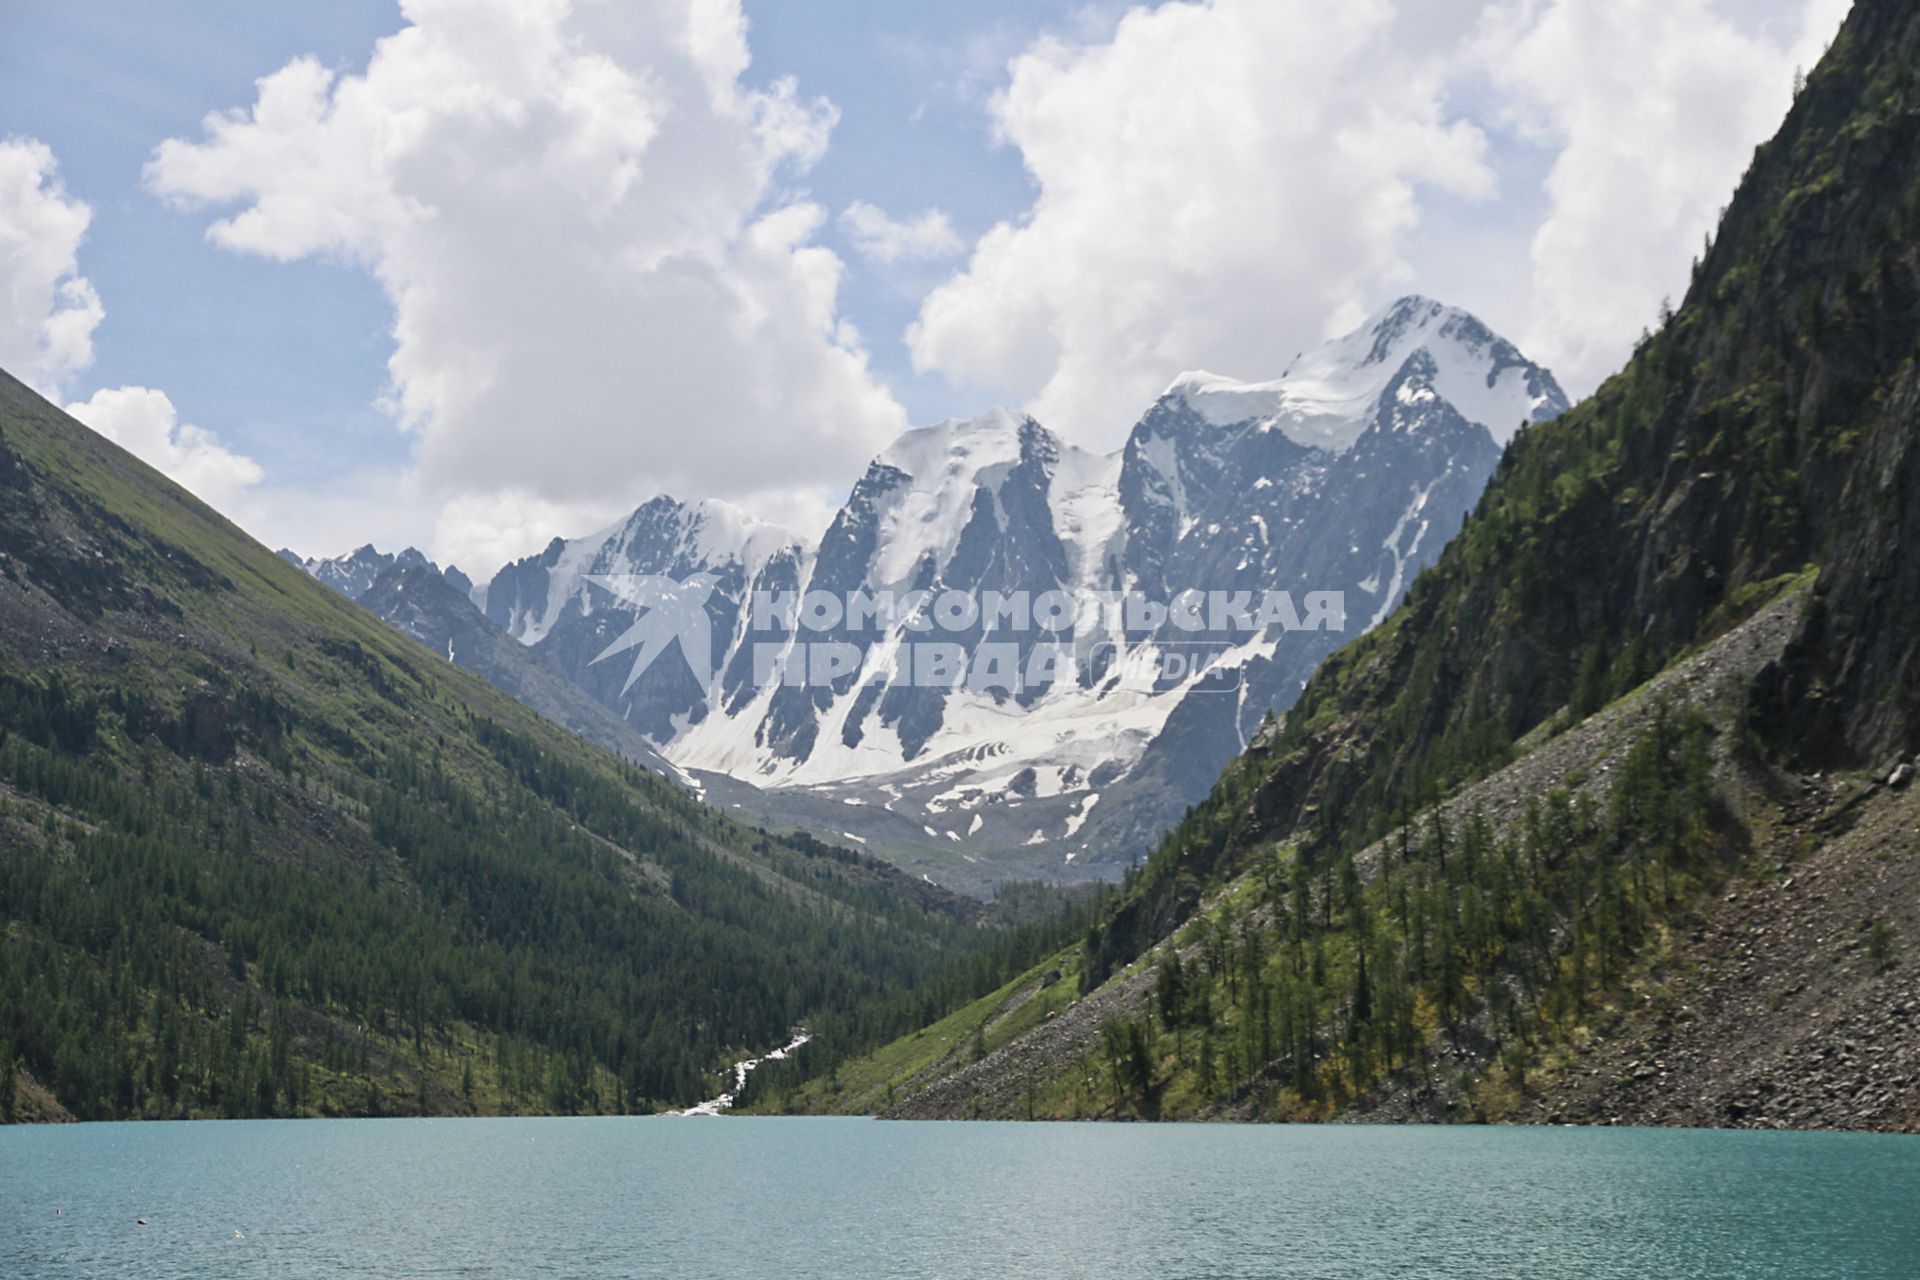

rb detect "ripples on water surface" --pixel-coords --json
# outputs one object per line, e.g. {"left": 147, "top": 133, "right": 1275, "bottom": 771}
{"left": 3, "top": 1118, "right": 1917, "bottom": 1278}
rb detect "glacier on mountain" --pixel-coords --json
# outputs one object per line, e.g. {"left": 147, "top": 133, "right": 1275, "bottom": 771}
{"left": 318, "top": 297, "right": 1568, "bottom": 889}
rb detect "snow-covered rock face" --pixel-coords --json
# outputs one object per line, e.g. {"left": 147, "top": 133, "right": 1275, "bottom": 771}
{"left": 358, "top": 297, "right": 1564, "bottom": 885}
{"left": 668, "top": 408, "right": 1139, "bottom": 796}
{"left": 479, "top": 495, "right": 810, "bottom": 745}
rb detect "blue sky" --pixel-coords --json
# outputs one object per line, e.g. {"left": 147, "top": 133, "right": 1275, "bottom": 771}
{"left": 2, "top": 3, "right": 401, "bottom": 483}
{"left": 0, "top": 0, "right": 1846, "bottom": 572}
{"left": 0, "top": 1, "right": 1084, "bottom": 505}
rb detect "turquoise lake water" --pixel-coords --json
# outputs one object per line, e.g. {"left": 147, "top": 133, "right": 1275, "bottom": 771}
{"left": 3, "top": 1118, "right": 1917, "bottom": 1278}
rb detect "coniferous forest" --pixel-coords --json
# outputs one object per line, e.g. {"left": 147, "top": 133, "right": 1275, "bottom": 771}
{"left": 1081, "top": 706, "right": 1723, "bottom": 1119}
{"left": 0, "top": 373, "right": 1085, "bottom": 1120}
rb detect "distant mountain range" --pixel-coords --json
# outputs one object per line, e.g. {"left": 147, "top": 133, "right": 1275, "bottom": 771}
{"left": 289, "top": 296, "right": 1566, "bottom": 890}
{"left": 278, "top": 543, "right": 474, "bottom": 601}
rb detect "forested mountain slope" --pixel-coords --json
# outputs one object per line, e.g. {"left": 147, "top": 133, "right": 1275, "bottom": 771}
{"left": 753, "top": 0, "right": 1920, "bottom": 1127}
{"left": 0, "top": 370, "right": 1017, "bottom": 1121}
{"left": 355, "top": 560, "right": 677, "bottom": 778}
{"left": 1083, "top": 0, "right": 1920, "bottom": 987}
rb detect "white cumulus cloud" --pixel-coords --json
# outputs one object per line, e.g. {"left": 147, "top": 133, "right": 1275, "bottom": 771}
{"left": 907, "top": 0, "right": 1496, "bottom": 447}
{"left": 906, "top": 0, "right": 1853, "bottom": 438}
{"left": 840, "top": 201, "right": 965, "bottom": 264}
{"left": 66, "top": 385, "right": 264, "bottom": 511}
{"left": 0, "top": 138, "right": 263, "bottom": 517}
{"left": 1481, "top": 0, "right": 1851, "bottom": 393}
{"left": 146, "top": 0, "right": 908, "bottom": 572}
{"left": 0, "top": 138, "right": 105, "bottom": 397}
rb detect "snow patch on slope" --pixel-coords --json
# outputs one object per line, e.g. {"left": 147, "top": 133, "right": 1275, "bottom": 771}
{"left": 869, "top": 409, "right": 1027, "bottom": 586}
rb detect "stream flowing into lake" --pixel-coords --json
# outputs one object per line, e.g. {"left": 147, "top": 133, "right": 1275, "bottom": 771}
{"left": 673, "top": 1029, "right": 810, "bottom": 1117}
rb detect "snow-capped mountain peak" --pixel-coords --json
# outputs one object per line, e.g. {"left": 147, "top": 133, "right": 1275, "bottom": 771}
{"left": 1164, "top": 295, "right": 1568, "bottom": 453}
{"left": 481, "top": 493, "right": 808, "bottom": 647}
{"left": 600, "top": 494, "right": 804, "bottom": 580}
{"left": 342, "top": 297, "right": 1565, "bottom": 889}
{"left": 877, "top": 406, "right": 1031, "bottom": 474}
{"left": 857, "top": 408, "right": 1123, "bottom": 590}
{"left": 864, "top": 408, "right": 1034, "bottom": 587}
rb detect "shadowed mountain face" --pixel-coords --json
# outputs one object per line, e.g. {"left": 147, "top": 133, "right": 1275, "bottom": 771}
{"left": 284, "top": 543, "right": 682, "bottom": 778}
{"left": 355, "top": 562, "right": 677, "bottom": 776}
{"left": 349, "top": 298, "right": 1564, "bottom": 889}
{"left": 0, "top": 370, "right": 1005, "bottom": 1121}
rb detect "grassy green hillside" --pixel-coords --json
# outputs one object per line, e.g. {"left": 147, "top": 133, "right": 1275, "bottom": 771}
{"left": 0, "top": 369, "right": 1022, "bottom": 1121}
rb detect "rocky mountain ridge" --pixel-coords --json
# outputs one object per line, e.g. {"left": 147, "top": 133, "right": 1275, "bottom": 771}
{"left": 331, "top": 297, "right": 1567, "bottom": 890}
